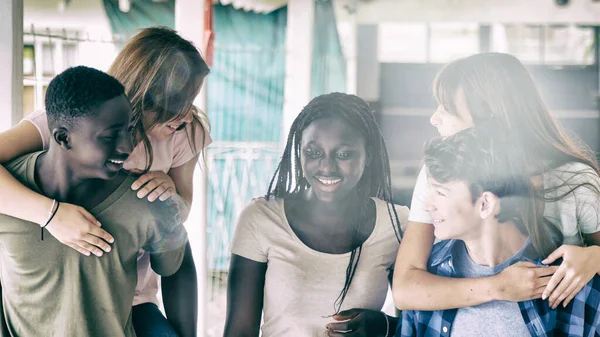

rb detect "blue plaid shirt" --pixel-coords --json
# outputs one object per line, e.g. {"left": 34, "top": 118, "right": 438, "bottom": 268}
{"left": 397, "top": 239, "right": 600, "bottom": 337}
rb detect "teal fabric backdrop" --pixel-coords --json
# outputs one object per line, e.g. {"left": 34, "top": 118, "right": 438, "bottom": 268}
{"left": 207, "top": 4, "right": 287, "bottom": 143}
{"left": 102, "top": 0, "right": 175, "bottom": 42}
{"left": 312, "top": 0, "right": 347, "bottom": 98}
{"left": 205, "top": 4, "right": 287, "bottom": 271}
{"left": 102, "top": 2, "right": 347, "bottom": 272}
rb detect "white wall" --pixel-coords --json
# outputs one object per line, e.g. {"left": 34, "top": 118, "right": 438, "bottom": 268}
{"left": 24, "top": 0, "right": 112, "bottom": 35}
{"left": 282, "top": 0, "right": 315, "bottom": 144}
{"left": 24, "top": 0, "right": 116, "bottom": 72}
{"left": 0, "top": 0, "right": 24, "bottom": 131}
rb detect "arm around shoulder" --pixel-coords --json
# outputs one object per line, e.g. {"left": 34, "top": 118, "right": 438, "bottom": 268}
{"left": 393, "top": 221, "right": 497, "bottom": 311}
{"left": 0, "top": 120, "right": 43, "bottom": 164}
{"left": 0, "top": 121, "right": 51, "bottom": 225}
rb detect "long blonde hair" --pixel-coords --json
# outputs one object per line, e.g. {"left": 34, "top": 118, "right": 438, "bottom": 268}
{"left": 108, "top": 26, "right": 210, "bottom": 171}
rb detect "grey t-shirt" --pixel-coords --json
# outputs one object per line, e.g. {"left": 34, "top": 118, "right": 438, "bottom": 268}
{"left": 450, "top": 241, "right": 531, "bottom": 337}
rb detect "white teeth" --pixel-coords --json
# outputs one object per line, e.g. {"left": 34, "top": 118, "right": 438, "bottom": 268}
{"left": 317, "top": 177, "right": 341, "bottom": 185}
{"left": 433, "top": 219, "right": 444, "bottom": 223}
{"left": 109, "top": 160, "right": 124, "bottom": 165}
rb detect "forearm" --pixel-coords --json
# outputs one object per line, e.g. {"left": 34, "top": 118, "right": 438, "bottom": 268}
{"left": 162, "top": 243, "right": 198, "bottom": 337}
{"left": 180, "top": 189, "right": 193, "bottom": 209}
{"left": 590, "top": 246, "right": 600, "bottom": 277}
{"left": 169, "top": 154, "right": 197, "bottom": 223}
{"left": 223, "top": 255, "right": 266, "bottom": 337}
{"left": 393, "top": 266, "right": 497, "bottom": 310}
{"left": 179, "top": 198, "right": 191, "bottom": 223}
{"left": 583, "top": 233, "right": 600, "bottom": 276}
{"left": 0, "top": 165, "right": 52, "bottom": 225}
{"left": 393, "top": 220, "right": 497, "bottom": 310}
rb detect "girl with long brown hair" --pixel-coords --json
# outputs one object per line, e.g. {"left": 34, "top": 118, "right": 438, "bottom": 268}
{"left": 393, "top": 52, "right": 600, "bottom": 313}
{"left": 0, "top": 26, "right": 210, "bottom": 337}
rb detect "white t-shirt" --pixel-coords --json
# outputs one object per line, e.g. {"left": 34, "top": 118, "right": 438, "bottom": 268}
{"left": 409, "top": 162, "right": 600, "bottom": 245}
{"left": 230, "top": 197, "right": 409, "bottom": 337}
{"left": 25, "top": 109, "right": 212, "bottom": 306}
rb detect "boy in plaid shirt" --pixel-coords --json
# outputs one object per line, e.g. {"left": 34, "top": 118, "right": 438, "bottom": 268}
{"left": 398, "top": 127, "right": 600, "bottom": 337}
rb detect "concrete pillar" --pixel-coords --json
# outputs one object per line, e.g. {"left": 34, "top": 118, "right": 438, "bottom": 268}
{"left": 337, "top": 20, "right": 357, "bottom": 95}
{"left": 479, "top": 25, "right": 492, "bottom": 53}
{"left": 356, "top": 24, "right": 380, "bottom": 114}
{"left": 281, "top": 0, "right": 315, "bottom": 144}
{"left": 175, "top": 1, "right": 206, "bottom": 335}
{"left": 0, "top": 0, "right": 24, "bottom": 132}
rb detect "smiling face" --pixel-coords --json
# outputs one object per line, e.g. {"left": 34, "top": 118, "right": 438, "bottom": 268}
{"left": 425, "top": 177, "right": 483, "bottom": 241}
{"left": 430, "top": 88, "right": 475, "bottom": 137}
{"left": 300, "top": 117, "right": 368, "bottom": 203}
{"left": 62, "top": 94, "right": 134, "bottom": 180}
{"left": 147, "top": 108, "right": 195, "bottom": 141}
{"left": 145, "top": 78, "right": 204, "bottom": 141}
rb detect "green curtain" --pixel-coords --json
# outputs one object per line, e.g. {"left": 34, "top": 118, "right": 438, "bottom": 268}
{"left": 206, "top": 4, "right": 287, "bottom": 271}
{"left": 102, "top": 0, "right": 175, "bottom": 42}
{"left": 207, "top": 5, "right": 287, "bottom": 142}
{"left": 311, "top": 0, "right": 347, "bottom": 98}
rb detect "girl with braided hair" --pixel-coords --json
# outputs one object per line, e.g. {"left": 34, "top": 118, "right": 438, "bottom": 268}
{"left": 224, "top": 92, "right": 408, "bottom": 337}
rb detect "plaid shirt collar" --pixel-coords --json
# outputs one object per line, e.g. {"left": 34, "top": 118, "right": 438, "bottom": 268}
{"left": 398, "top": 239, "right": 600, "bottom": 337}
{"left": 427, "top": 238, "right": 540, "bottom": 272}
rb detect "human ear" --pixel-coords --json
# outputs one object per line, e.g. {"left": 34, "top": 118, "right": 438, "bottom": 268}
{"left": 479, "top": 191, "right": 499, "bottom": 219}
{"left": 52, "top": 127, "right": 71, "bottom": 150}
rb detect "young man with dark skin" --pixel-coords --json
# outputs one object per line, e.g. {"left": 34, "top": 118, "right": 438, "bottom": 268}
{"left": 0, "top": 66, "right": 189, "bottom": 337}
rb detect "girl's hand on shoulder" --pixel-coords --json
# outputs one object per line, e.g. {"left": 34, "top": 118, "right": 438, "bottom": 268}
{"left": 493, "top": 261, "right": 558, "bottom": 302}
{"left": 131, "top": 170, "right": 176, "bottom": 202}
{"left": 46, "top": 202, "right": 114, "bottom": 257}
{"left": 541, "top": 244, "right": 600, "bottom": 308}
{"left": 325, "top": 308, "right": 389, "bottom": 337}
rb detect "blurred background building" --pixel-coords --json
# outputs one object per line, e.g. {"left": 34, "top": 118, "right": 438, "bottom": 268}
{"left": 2, "top": 0, "right": 600, "bottom": 335}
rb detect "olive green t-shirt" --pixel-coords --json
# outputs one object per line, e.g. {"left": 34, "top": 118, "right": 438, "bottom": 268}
{"left": 0, "top": 152, "right": 188, "bottom": 337}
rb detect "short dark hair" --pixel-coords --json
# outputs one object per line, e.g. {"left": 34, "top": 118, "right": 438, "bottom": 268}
{"left": 424, "top": 126, "right": 562, "bottom": 256}
{"left": 424, "top": 126, "right": 528, "bottom": 205}
{"left": 45, "top": 66, "right": 125, "bottom": 130}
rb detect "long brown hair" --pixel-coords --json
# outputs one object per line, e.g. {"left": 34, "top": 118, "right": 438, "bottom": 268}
{"left": 433, "top": 53, "right": 600, "bottom": 242}
{"left": 434, "top": 52, "right": 598, "bottom": 172}
{"left": 108, "top": 26, "right": 210, "bottom": 171}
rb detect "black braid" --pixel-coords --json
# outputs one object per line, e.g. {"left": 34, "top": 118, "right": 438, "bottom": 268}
{"left": 266, "top": 92, "right": 403, "bottom": 314}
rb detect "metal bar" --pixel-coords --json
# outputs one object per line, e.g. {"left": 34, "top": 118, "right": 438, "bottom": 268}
{"left": 23, "top": 31, "right": 120, "bottom": 44}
